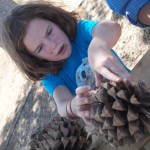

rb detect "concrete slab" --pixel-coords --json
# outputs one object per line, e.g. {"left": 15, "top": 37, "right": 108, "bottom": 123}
{"left": 131, "top": 49, "right": 150, "bottom": 87}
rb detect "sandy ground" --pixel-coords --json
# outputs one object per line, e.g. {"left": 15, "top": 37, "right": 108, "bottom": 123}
{"left": 0, "top": 0, "right": 150, "bottom": 149}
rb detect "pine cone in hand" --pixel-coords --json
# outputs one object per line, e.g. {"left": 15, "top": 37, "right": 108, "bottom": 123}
{"left": 90, "top": 79, "right": 150, "bottom": 146}
{"left": 29, "top": 116, "right": 92, "bottom": 150}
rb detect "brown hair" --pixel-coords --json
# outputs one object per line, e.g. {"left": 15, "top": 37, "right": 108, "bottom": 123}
{"left": 2, "top": 1, "right": 79, "bottom": 81}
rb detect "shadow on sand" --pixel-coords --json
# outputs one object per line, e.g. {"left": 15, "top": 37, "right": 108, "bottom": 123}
{"left": 0, "top": 81, "right": 57, "bottom": 150}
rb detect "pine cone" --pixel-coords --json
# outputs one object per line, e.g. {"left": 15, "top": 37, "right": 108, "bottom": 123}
{"left": 90, "top": 79, "right": 150, "bottom": 146}
{"left": 29, "top": 116, "right": 92, "bottom": 150}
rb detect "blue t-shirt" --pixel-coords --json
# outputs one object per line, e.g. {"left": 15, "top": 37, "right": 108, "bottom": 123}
{"left": 106, "top": 0, "right": 150, "bottom": 28}
{"left": 42, "top": 20, "right": 129, "bottom": 97}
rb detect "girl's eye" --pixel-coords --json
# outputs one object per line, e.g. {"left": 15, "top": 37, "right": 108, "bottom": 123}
{"left": 38, "top": 46, "right": 43, "bottom": 53}
{"left": 47, "top": 29, "right": 52, "bottom": 36}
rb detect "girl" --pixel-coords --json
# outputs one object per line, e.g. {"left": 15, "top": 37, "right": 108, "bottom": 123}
{"left": 2, "top": 1, "right": 131, "bottom": 124}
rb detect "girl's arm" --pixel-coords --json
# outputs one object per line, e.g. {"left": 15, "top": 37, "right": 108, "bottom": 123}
{"left": 88, "top": 20, "right": 132, "bottom": 87}
{"left": 53, "top": 85, "right": 94, "bottom": 124}
{"left": 53, "top": 85, "right": 74, "bottom": 118}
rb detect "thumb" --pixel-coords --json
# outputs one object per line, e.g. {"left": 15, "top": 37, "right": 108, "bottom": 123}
{"left": 94, "top": 72, "right": 103, "bottom": 87}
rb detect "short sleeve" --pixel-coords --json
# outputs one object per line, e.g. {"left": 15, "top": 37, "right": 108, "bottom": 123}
{"left": 76, "top": 20, "right": 99, "bottom": 43}
{"left": 42, "top": 74, "right": 65, "bottom": 97}
{"left": 106, "top": 0, "right": 150, "bottom": 28}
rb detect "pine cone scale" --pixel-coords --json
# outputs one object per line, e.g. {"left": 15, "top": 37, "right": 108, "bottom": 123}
{"left": 90, "top": 79, "right": 150, "bottom": 146}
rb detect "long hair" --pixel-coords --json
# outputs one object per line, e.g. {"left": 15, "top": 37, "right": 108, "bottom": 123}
{"left": 2, "top": 1, "right": 79, "bottom": 81}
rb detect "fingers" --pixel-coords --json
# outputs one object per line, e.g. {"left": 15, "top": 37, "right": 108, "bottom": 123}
{"left": 74, "top": 87, "right": 94, "bottom": 120}
{"left": 95, "top": 57, "right": 132, "bottom": 82}
{"left": 111, "top": 59, "right": 132, "bottom": 80}
{"left": 88, "top": 90, "right": 97, "bottom": 95}
{"left": 107, "top": 62, "right": 132, "bottom": 81}
{"left": 100, "top": 67, "right": 121, "bottom": 82}
{"left": 94, "top": 72, "right": 103, "bottom": 87}
{"left": 77, "top": 110, "right": 90, "bottom": 118}
{"left": 76, "top": 97, "right": 90, "bottom": 106}
{"left": 76, "top": 86, "right": 92, "bottom": 97}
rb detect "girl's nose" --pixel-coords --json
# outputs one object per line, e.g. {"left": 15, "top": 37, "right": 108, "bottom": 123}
{"left": 44, "top": 39, "right": 57, "bottom": 54}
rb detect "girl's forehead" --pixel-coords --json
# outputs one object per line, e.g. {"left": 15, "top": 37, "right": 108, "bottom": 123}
{"left": 23, "top": 19, "right": 48, "bottom": 51}
{"left": 28, "top": 18, "right": 49, "bottom": 26}
{"left": 27, "top": 18, "right": 57, "bottom": 30}
{"left": 26, "top": 18, "right": 48, "bottom": 35}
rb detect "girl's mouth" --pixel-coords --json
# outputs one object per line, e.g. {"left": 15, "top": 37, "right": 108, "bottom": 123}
{"left": 58, "top": 44, "right": 66, "bottom": 55}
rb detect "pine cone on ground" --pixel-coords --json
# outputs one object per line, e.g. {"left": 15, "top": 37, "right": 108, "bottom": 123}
{"left": 90, "top": 79, "right": 150, "bottom": 146}
{"left": 29, "top": 116, "right": 92, "bottom": 150}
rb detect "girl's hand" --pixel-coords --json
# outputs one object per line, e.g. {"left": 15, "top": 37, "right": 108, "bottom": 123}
{"left": 88, "top": 38, "right": 132, "bottom": 87}
{"left": 88, "top": 21, "right": 132, "bottom": 87}
{"left": 71, "top": 86, "right": 95, "bottom": 125}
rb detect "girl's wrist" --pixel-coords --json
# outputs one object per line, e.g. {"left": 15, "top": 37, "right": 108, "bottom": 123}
{"left": 66, "top": 99, "right": 79, "bottom": 120}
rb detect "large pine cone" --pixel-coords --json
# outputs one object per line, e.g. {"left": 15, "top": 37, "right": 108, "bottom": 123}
{"left": 90, "top": 79, "right": 150, "bottom": 146}
{"left": 29, "top": 116, "right": 92, "bottom": 150}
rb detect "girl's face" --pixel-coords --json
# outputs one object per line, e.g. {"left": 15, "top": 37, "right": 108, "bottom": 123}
{"left": 23, "top": 18, "right": 72, "bottom": 61}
